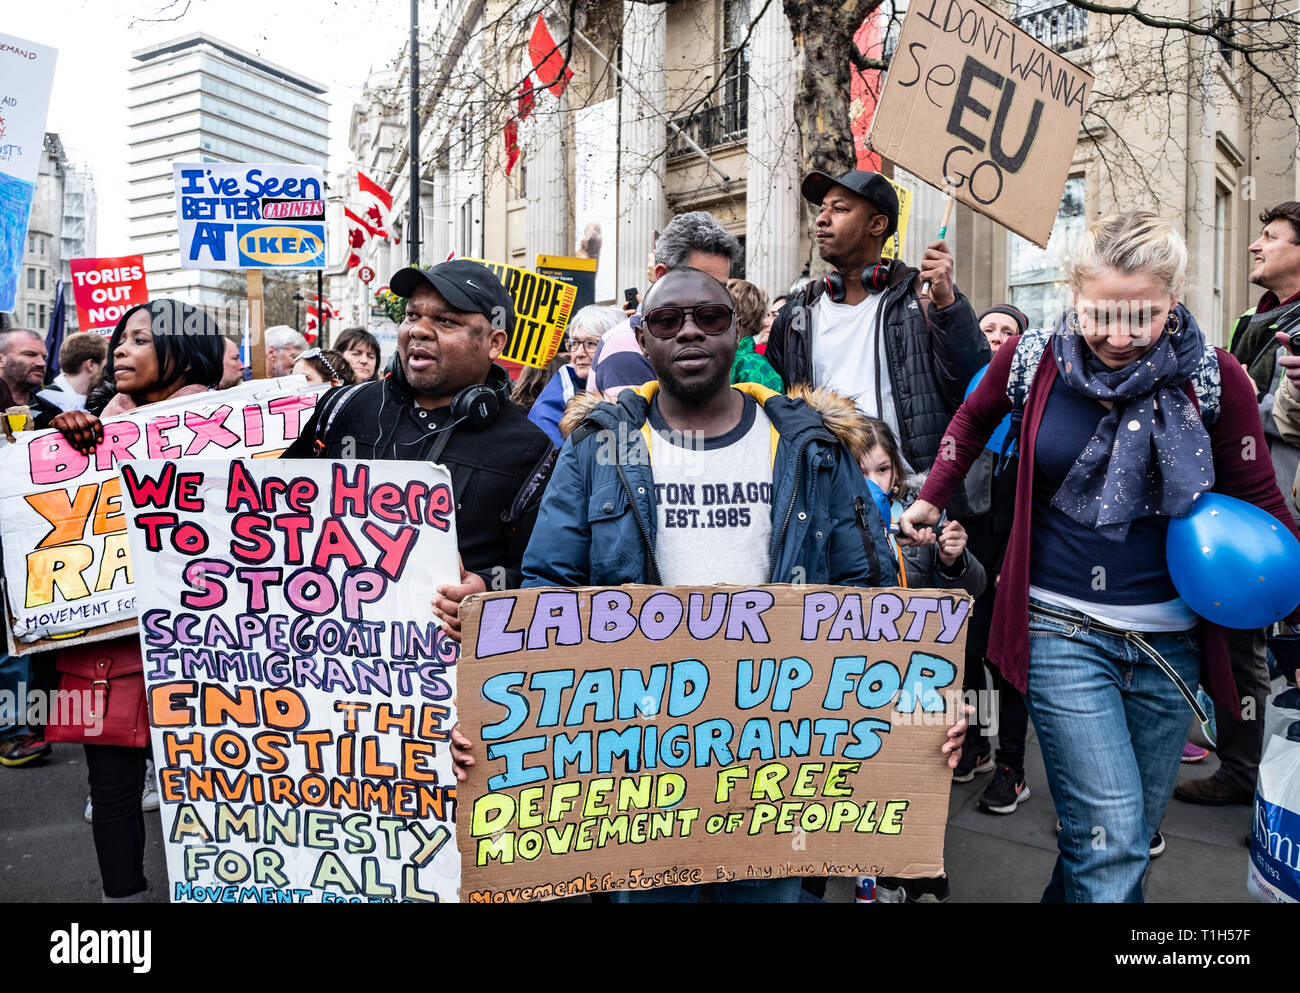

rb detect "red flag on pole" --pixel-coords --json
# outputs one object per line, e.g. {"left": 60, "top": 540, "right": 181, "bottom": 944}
{"left": 504, "top": 14, "right": 574, "bottom": 175}
{"left": 345, "top": 205, "right": 387, "bottom": 241}
{"left": 529, "top": 14, "right": 573, "bottom": 97}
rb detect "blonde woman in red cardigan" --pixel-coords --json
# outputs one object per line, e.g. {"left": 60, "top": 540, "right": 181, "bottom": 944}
{"left": 899, "top": 212, "right": 1300, "bottom": 902}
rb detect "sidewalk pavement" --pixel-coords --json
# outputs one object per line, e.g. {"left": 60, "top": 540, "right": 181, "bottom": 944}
{"left": 1, "top": 721, "right": 1257, "bottom": 904}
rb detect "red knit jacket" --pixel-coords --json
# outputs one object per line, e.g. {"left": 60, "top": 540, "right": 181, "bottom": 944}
{"left": 919, "top": 335, "right": 1300, "bottom": 719}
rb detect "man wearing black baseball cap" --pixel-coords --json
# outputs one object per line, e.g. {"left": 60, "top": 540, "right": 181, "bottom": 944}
{"left": 284, "top": 259, "right": 555, "bottom": 639}
{"left": 766, "top": 169, "right": 986, "bottom": 481}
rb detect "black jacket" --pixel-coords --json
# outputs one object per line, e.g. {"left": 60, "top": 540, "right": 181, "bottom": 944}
{"left": 283, "top": 363, "right": 555, "bottom": 590}
{"left": 765, "top": 263, "right": 988, "bottom": 474}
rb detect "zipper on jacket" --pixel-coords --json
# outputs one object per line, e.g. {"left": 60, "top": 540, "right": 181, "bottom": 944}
{"left": 853, "top": 495, "right": 883, "bottom": 587}
{"left": 768, "top": 441, "right": 810, "bottom": 583}
{"left": 616, "top": 461, "right": 663, "bottom": 585}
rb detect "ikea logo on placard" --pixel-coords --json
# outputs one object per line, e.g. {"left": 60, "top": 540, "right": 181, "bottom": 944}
{"left": 236, "top": 224, "right": 325, "bottom": 267}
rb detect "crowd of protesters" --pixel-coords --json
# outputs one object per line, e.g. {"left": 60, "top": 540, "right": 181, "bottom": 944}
{"left": 2, "top": 178, "right": 1300, "bottom": 906}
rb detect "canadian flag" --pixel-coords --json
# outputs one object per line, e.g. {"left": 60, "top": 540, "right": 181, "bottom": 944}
{"left": 347, "top": 170, "right": 401, "bottom": 245}
{"left": 305, "top": 299, "right": 337, "bottom": 342}
{"left": 345, "top": 206, "right": 386, "bottom": 241}
{"left": 505, "top": 14, "right": 574, "bottom": 175}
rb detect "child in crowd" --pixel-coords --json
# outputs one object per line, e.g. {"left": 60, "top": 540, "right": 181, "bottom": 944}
{"left": 859, "top": 416, "right": 987, "bottom": 902}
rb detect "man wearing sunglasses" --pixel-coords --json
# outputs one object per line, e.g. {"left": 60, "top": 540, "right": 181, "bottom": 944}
{"left": 454, "top": 268, "right": 969, "bottom": 902}
{"left": 766, "top": 170, "right": 986, "bottom": 486}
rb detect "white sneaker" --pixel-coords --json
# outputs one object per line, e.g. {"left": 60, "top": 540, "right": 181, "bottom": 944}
{"left": 84, "top": 796, "right": 93, "bottom": 823}
{"left": 141, "top": 759, "right": 160, "bottom": 812}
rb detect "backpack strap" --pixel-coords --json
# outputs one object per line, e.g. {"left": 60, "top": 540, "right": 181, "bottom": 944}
{"left": 310, "top": 383, "right": 368, "bottom": 455}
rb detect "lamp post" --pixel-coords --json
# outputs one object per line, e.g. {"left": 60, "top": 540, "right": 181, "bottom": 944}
{"left": 409, "top": 0, "right": 420, "bottom": 265}
{"left": 293, "top": 291, "right": 304, "bottom": 333}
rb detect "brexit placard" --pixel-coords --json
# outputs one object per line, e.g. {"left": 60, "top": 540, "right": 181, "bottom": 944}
{"left": 866, "top": 0, "right": 1093, "bottom": 247}
{"left": 173, "top": 163, "right": 327, "bottom": 270}
{"left": 0, "top": 379, "right": 323, "bottom": 646}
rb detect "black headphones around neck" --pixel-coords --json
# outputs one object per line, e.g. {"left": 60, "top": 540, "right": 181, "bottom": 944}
{"left": 824, "top": 261, "right": 894, "bottom": 303}
{"left": 447, "top": 381, "right": 503, "bottom": 429}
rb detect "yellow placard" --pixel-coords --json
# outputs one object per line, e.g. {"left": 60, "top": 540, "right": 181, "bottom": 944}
{"left": 882, "top": 180, "right": 913, "bottom": 261}
{"left": 464, "top": 259, "right": 578, "bottom": 369}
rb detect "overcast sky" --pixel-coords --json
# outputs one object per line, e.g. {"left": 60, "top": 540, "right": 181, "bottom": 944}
{"left": 7, "top": 0, "right": 405, "bottom": 253}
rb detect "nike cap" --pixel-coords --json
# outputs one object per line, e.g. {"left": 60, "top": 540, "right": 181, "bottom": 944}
{"left": 390, "top": 260, "right": 515, "bottom": 341}
{"left": 800, "top": 169, "right": 899, "bottom": 240}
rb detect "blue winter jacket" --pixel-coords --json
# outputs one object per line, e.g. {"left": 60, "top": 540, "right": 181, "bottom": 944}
{"left": 527, "top": 365, "right": 584, "bottom": 448}
{"left": 521, "top": 381, "right": 896, "bottom": 588}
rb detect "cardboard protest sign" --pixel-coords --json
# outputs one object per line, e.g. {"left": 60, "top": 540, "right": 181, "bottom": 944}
{"left": 457, "top": 584, "right": 968, "bottom": 902}
{"left": 867, "top": 0, "right": 1093, "bottom": 247}
{"left": 173, "top": 163, "right": 327, "bottom": 270}
{"left": 0, "top": 33, "right": 58, "bottom": 312}
{"left": 68, "top": 255, "right": 149, "bottom": 333}
{"left": 464, "top": 258, "right": 577, "bottom": 369}
{"left": 0, "top": 379, "right": 323, "bottom": 647}
{"left": 124, "top": 459, "right": 461, "bottom": 903}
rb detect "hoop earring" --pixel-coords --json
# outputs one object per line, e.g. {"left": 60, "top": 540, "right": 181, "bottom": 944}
{"left": 1065, "top": 310, "right": 1082, "bottom": 333}
{"left": 1164, "top": 310, "right": 1180, "bottom": 335}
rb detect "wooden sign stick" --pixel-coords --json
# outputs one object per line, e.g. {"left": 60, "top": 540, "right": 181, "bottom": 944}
{"left": 920, "top": 181, "right": 956, "bottom": 299}
{"left": 247, "top": 269, "right": 267, "bottom": 380}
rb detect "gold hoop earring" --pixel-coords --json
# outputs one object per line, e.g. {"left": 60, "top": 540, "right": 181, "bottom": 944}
{"left": 1066, "top": 310, "right": 1082, "bottom": 333}
{"left": 1164, "top": 310, "right": 1180, "bottom": 335}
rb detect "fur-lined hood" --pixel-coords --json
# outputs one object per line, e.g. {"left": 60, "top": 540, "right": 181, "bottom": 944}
{"left": 557, "top": 379, "right": 872, "bottom": 461}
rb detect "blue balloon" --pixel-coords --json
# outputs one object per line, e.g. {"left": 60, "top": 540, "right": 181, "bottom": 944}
{"left": 1166, "top": 493, "right": 1300, "bottom": 629}
{"left": 964, "top": 364, "right": 1012, "bottom": 455}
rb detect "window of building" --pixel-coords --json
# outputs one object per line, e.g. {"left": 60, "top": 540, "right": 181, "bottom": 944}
{"left": 460, "top": 197, "right": 475, "bottom": 257}
{"left": 730, "top": 234, "right": 746, "bottom": 279}
{"left": 26, "top": 268, "right": 35, "bottom": 289}
{"left": 1015, "top": 0, "right": 1089, "bottom": 53}
{"left": 1213, "top": 185, "right": 1228, "bottom": 343}
{"left": 39, "top": 304, "right": 46, "bottom": 327}
{"left": 38, "top": 236, "right": 45, "bottom": 256}
{"left": 26, "top": 304, "right": 36, "bottom": 328}
{"left": 1006, "top": 175, "right": 1085, "bottom": 327}
{"left": 460, "top": 119, "right": 472, "bottom": 168}
{"left": 720, "top": 0, "right": 751, "bottom": 140}
{"left": 1215, "top": 1, "right": 1235, "bottom": 65}
{"left": 39, "top": 269, "right": 46, "bottom": 291}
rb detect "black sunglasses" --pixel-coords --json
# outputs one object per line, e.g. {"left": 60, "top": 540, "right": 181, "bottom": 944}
{"left": 643, "top": 304, "right": 734, "bottom": 338}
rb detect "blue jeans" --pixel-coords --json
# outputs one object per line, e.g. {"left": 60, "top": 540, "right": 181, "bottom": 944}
{"left": 0, "top": 653, "right": 33, "bottom": 740}
{"left": 609, "top": 877, "right": 803, "bottom": 904}
{"left": 1024, "top": 599, "right": 1199, "bottom": 903}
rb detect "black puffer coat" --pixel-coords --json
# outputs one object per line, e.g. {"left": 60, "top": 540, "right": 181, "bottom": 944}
{"left": 764, "top": 262, "right": 988, "bottom": 474}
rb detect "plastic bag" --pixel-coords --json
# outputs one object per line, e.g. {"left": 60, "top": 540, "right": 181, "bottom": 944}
{"left": 1247, "top": 727, "right": 1300, "bottom": 903}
